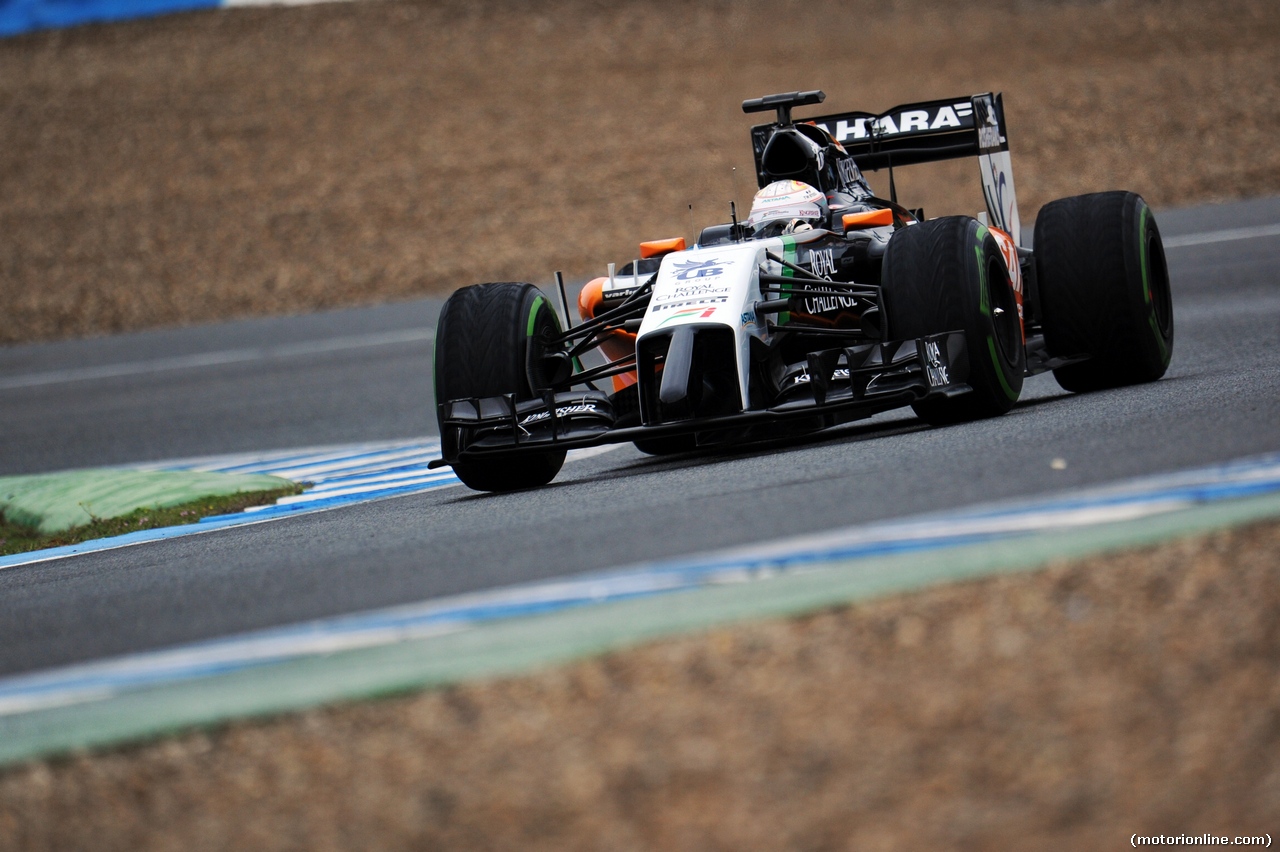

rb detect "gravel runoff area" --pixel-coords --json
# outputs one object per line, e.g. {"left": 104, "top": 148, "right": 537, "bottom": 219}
{"left": 1, "top": 0, "right": 1279, "bottom": 345}
{"left": 1, "top": 518, "right": 1277, "bottom": 849}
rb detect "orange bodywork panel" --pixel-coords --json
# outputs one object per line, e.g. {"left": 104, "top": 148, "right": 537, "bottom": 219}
{"left": 640, "top": 237, "right": 686, "bottom": 259}
{"left": 578, "top": 277, "right": 638, "bottom": 390}
{"left": 841, "top": 208, "right": 895, "bottom": 230}
{"left": 989, "top": 226, "right": 1027, "bottom": 341}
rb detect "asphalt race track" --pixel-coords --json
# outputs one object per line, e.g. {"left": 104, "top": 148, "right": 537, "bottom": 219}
{"left": 1, "top": 198, "right": 1277, "bottom": 677}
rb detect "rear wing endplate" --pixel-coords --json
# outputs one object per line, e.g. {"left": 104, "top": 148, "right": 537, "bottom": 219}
{"left": 750, "top": 92, "right": 1024, "bottom": 245}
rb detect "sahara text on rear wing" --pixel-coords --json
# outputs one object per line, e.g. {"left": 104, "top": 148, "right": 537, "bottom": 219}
{"left": 750, "top": 92, "right": 1023, "bottom": 245}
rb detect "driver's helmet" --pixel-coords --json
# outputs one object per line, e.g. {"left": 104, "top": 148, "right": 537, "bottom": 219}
{"left": 746, "top": 180, "right": 828, "bottom": 237}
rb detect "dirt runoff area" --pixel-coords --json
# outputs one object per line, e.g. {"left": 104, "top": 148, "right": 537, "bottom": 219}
{"left": 1, "top": 0, "right": 1279, "bottom": 345}
{"left": 0, "top": 518, "right": 1277, "bottom": 849}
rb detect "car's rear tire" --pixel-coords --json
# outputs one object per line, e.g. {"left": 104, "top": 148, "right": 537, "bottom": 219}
{"left": 882, "top": 216, "right": 1025, "bottom": 425}
{"left": 434, "top": 282, "right": 566, "bottom": 491}
{"left": 1034, "top": 191, "right": 1173, "bottom": 392}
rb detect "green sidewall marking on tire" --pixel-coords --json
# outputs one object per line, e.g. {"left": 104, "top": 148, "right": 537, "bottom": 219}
{"left": 1139, "top": 205, "right": 1152, "bottom": 307}
{"left": 1138, "top": 205, "right": 1170, "bottom": 362}
{"left": 976, "top": 236, "right": 1017, "bottom": 401}
{"left": 988, "top": 337, "right": 1017, "bottom": 401}
{"left": 525, "top": 292, "right": 576, "bottom": 371}
{"left": 527, "top": 295, "right": 546, "bottom": 337}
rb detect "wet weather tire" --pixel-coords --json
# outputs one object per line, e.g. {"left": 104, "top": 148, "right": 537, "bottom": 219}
{"left": 882, "top": 216, "right": 1025, "bottom": 425}
{"left": 1034, "top": 191, "right": 1173, "bottom": 392}
{"left": 434, "top": 282, "right": 566, "bottom": 491}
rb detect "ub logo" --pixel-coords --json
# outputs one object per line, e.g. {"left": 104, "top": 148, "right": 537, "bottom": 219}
{"left": 673, "top": 258, "right": 727, "bottom": 280}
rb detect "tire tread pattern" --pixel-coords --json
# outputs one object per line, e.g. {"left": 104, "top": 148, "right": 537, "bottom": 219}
{"left": 1035, "top": 191, "right": 1173, "bottom": 392}
{"left": 882, "top": 216, "right": 1025, "bottom": 424}
{"left": 434, "top": 283, "right": 565, "bottom": 491}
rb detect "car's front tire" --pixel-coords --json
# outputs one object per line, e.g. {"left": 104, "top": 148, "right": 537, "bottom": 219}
{"left": 434, "top": 282, "right": 567, "bottom": 492}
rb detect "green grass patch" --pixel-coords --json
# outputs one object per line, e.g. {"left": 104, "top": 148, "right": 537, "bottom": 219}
{"left": 0, "top": 485, "right": 304, "bottom": 557}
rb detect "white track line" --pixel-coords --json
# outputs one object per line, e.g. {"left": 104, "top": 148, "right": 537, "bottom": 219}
{"left": 0, "top": 327, "right": 435, "bottom": 391}
{"left": 3, "top": 452, "right": 1278, "bottom": 717}
{"left": 1163, "top": 222, "right": 1280, "bottom": 249}
{"left": 0, "top": 440, "right": 622, "bottom": 571}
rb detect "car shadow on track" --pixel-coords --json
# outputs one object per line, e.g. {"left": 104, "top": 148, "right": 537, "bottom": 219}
{"left": 438, "top": 383, "right": 1156, "bottom": 500}
{"left": 435, "top": 414, "right": 934, "bottom": 501}
{"left": 615, "top": 386, "right": 1097, "bottom": 472}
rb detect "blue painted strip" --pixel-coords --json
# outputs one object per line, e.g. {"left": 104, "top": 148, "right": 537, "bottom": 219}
{"left": 0, "top": 439, "right": 460, "bottom": 570}
{"left": 265, "top": 477, "right": 457, "bottom": 503}
{"left": 0, "top": 530, "right": 1046, "bottom": 706}
{"left": 278, "top": 464, "right": 449, "bottom": 489}
{"left": 0, "top": 0, "right": 218, "bottom": 37}
{"left": 166, "top": 452, "right": 333, "bottom": 474}
{"left": 2, "top": 452, "right": 1278, "bottom": 716}
{"left": 201, "top": 444, "right": 441, "bottom": 477}
{"left": 296, "top": 476, "right": 448, "bottom": 497}
{"left": 265, "top": 457, "right": 443, "bottom": 482}
{"left": 0, "top": 477, "right": 462, "bottom": 570}
{"left": 2, "top": 439, "right": 623, "bottom": 571}
{"left": 965, "top": 475, "right": 1280, "bottom": 517}
{"left": 0, "top": 510, "right": 281, "bottom": 570}
{"left": 0, "top": 531, "right": 1178, "bottom": 708}
{"left": 199, "top": 476, "right": 462, "bottom": 520}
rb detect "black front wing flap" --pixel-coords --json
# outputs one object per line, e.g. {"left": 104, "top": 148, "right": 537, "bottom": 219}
{"left": 432, "top": 331, "right": 968, "bottom": 466}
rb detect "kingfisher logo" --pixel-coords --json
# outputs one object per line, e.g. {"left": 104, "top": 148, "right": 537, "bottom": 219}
{"left": 518, "top": 401, "right": 601, "bottom": 426}
{"left": 672, "top": 258, "right": 730, "bottom": 280}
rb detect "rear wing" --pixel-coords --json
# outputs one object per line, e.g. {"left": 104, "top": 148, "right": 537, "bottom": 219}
{"left": 750, "top": 92, "right": 1024, "bottom": 245}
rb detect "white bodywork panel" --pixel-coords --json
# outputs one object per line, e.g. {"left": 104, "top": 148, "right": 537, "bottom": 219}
{"left": 636, "top": 240, "right": 776, "bottom": 410}
{"left": 973, "top": 93, "right": 1023, "bottom": 248}
{"left": 980, "top": 148, "right": 1022, "bottom": 248}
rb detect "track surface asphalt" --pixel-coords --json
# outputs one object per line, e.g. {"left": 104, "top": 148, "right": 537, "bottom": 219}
{"left": 1, "top": 198, "right": 1277, "bottom": 677}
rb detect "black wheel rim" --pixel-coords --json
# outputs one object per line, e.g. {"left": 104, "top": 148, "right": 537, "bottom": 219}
{"left": 987, "top": 253, "right": 1021, "bottom": 365}
{"left": 526, "top": 301, "right": 564, "bottom": 394}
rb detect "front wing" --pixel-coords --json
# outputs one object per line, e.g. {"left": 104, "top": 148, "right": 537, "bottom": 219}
{"left": 432, "top": 331, "right": 968, "bottom": 465}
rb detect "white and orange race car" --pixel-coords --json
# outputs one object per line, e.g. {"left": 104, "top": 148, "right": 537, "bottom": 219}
{"left": 430, "top": 90, "right": 1174, "bottom": 492}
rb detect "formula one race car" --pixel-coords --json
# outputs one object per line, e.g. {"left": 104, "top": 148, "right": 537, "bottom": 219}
{"left": 430, "top": 90, "right": 1174, "bottom": 492}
